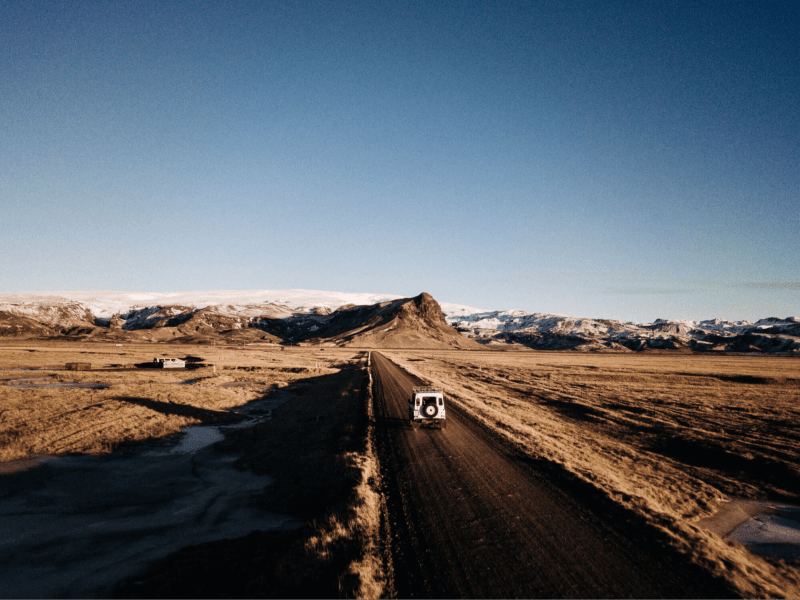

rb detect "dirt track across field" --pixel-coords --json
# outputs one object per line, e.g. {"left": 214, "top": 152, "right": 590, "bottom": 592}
{"left": 371, "top": 352, "right": 736, "bottom": 598}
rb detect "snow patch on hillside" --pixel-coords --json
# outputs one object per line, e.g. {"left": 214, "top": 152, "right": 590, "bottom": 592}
{"left": 438, "top": 302, "right": 487, "bottom": 318}
{"left": 2, "top": 290, "right": 797, "bottom": 353}
{"left": 0, "top": 290, "right": 404, "bottom": 318}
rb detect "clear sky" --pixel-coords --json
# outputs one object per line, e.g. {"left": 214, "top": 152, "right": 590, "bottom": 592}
{"left": 2, "top": 0, "right": 798, "bottom": 322}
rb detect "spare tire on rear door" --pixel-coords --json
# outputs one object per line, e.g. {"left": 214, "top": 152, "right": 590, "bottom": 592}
{"left": 422, "top": 400, "right": 438, "bottom": 418}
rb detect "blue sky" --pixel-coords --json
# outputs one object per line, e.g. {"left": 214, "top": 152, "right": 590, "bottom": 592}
{"left": 2, "top": 0, "right": 798, "bottom": 321}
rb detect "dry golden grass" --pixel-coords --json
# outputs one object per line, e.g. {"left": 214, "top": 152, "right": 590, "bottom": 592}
{"left": 304, "top": 444, "right": 384, "bottom": 599}
{"left": 0, "top": 342, "right": 354, "bottom": 462}
{"left": 339, "top": 351, "right": 385, "bottom": 599}
{"left": 385, "top": 350, "right": 800, "bottom": 598}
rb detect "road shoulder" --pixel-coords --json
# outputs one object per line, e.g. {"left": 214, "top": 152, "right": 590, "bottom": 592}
{"left": 114, "top": 354, "right": 386, "bottom": 599}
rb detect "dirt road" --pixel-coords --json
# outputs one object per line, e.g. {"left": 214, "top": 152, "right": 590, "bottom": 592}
{"left": 371, "top": 352, "right": 735, "bottom": 598}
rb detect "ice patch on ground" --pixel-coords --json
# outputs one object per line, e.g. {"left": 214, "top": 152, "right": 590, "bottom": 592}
{"left": 728, "top": 505, "right": 800, "bottom": 562}
{"left": 700, "top": 499, "right": 800, "bottom": 564}
{"left": 730, "top": 514, "right": 800, "bottom": 545}
{"left": 7, "top": 381, "right": 108, "bottom": 389}
{"left": 171, "top": 426, "right": 226, "bottom": 454}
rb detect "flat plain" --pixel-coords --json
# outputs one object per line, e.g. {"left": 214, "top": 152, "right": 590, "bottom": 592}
{"left": 2, "top": 342, "right": 799, "bottom": 597}
{"left": 0, "top": 342, "right": 352, "bottom": 462}
{"left": 0, "top": 342, "right": 383, "bottom": 598}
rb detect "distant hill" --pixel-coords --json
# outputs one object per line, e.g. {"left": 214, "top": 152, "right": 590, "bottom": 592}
{"left": 1, "top": 290, "right": 798, "bottom": 353}
{"left": 0, "top": 311, "right": 57, "bottom": 338}
{"left": 295, "top": 293, "right": 482, "bottom": 349}
{"left": 446, "top": 310, "right": 800, "bottom": 354}
{"left": 0, "top": 291, "right": 479, "bottom": 349}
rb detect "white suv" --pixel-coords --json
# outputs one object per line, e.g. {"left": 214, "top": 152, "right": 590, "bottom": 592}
{"left": 408, "top": 387, "right": 447, "bottom": 429}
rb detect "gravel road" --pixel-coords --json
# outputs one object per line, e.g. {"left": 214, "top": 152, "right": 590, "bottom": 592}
{"left": 371, "top": 352, "right": 735, "bottom": 598}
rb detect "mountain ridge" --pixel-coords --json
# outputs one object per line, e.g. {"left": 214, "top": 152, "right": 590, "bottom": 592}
{"left": 0, "top": 290, "right": 798, "bottom": 353}
{"left": 447, "top": 309, "right": 800, "bottom": 353}
{"left": 0, "top": 291, "right": 478, "bottom": 349}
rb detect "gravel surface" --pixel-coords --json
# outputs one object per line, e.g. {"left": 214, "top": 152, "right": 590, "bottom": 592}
{"left": 371, "top": 352, "right": 736, "bottom": 598}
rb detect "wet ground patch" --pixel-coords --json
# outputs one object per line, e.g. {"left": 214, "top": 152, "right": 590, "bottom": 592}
{"left": 114, "top": 528, "right": 315, "bottom": 598}
{"left": 700, "top": 499, "right": 800, "bottom": 565}
{"left": 0, "top": 434, "right": 302, "bottom": 598}
{"left": 112, "top": 361, "right": 376, "bottom": 598}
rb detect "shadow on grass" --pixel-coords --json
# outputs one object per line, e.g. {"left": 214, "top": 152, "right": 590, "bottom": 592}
{"left": 114, "top": 528, "right": 328, "bottom": 599}
{"left": 650, "top": 435, "right": 800, "bottom": 501}
{"left": 114, "top": 360, "right": 373, "bottom": 599}
{"left": 543, "top": 398, "right": 605, "bottom": 422}
{"left": 111, "top": 396, "right": 247, "bottom": 425}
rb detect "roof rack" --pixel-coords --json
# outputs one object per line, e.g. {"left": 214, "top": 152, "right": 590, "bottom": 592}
{"left": 412, "top": 387, "right": 443, "bottom": 394}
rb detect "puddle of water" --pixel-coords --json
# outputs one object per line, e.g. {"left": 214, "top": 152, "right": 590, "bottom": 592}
{"left": 3, "top": 376, "right": 109, "bottom": 389}
{"left": 163, "top": 378, "right": 203, "bottom": 385}
{"left": 699, "top": 499, "right": 800, "bottom": 565}
{"left": 220, "top": 381, "right": 270, "bottom": 388}
{"left": 5, "top": 378, "right": 264, "bottom": 390}
{"left": 150, "top": 401, "right": 285, "bottom": 456}
{"left": 144, "top": 396, "right": 286, "bottom": 457}
{"left": 171, "top": 426, "right": 226, "bottom": 454}
{"left": 7, "top": 382, "right": 109, "bottom": 389}
{"left": 728, "top": 505, "right": 800, "bottom": 562}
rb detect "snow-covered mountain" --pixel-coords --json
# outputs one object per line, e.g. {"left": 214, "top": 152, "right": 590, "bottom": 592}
{"left": 0, "top": 296, "right": 96, "bottom": 332}
{"left": 445, "top": 309, "right": 800, "bottom": 353}
{"left": 0, "top": 290, "right": 403, "bottom": 319}
{"left": 1, "top": 290, "right": 798, "bottom": 353}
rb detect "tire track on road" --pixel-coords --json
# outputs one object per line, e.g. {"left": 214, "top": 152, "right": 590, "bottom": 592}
{"left": 372, "top": 352, "right": 735, "bottom": 598}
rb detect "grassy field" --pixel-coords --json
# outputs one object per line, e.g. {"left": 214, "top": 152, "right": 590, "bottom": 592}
{"left": 5, "top": 341, "right": 799, "bottom": 596}
{"left": 384, "top": 350, "right": 800, "bottom": 598}
{"left": 0, "top": 342, "right": 350, "bottom": 462}
{"left": 0, "top": 342, "right": 384, "bottom": 598}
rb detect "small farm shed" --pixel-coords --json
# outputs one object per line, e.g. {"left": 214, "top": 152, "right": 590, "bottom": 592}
{"left": 153, "top": 358, "right": 185, "bottom": 369}
{"left": 65, "top": 362, "right": 92, "bottom": 370}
